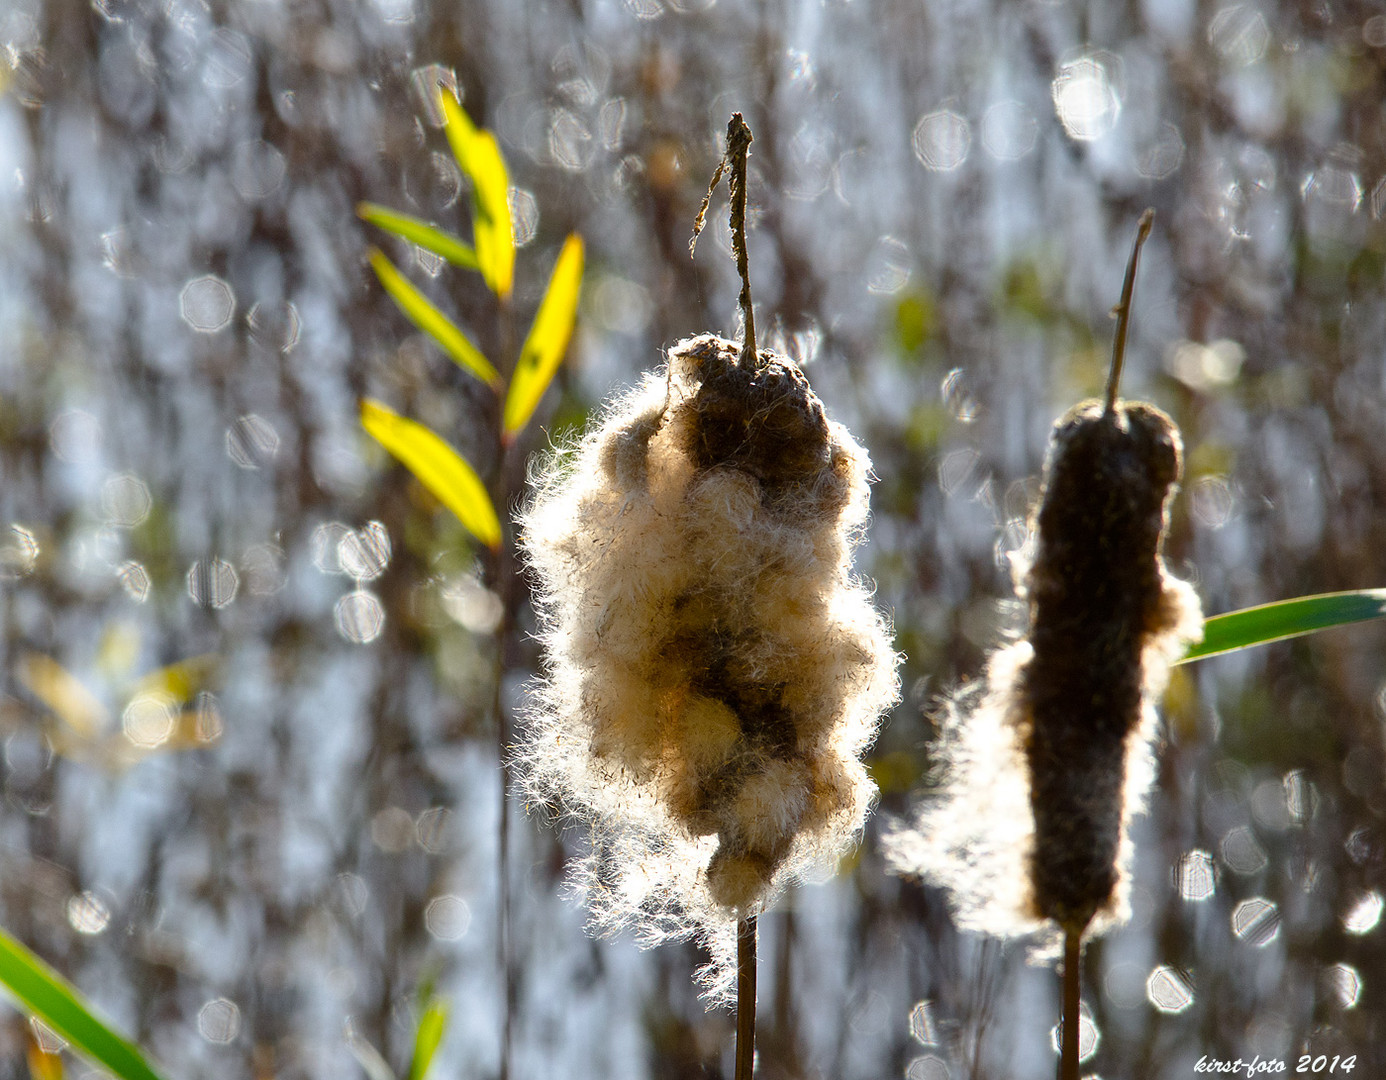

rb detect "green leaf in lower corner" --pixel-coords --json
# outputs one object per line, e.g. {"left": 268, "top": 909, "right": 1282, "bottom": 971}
{"left": 360, "top": 399, "right": 502, "bottom": 551}
{"left": 0, "top": 926, "right": 167, "bottom": 1080}
{"left": 406, "top": 1000, "right": 448, "bottom": 1080}
{"left": 357, "top": 203, "right": 480, "bottom": 271}
{"left": 502, "top": 234, "right": 584, "bottom": 440}
{"left": 1179, "top": 589, "right": 1386, "bottom": 663}
{"left": 366, "top": 248, "right": 501, "bottom": 390}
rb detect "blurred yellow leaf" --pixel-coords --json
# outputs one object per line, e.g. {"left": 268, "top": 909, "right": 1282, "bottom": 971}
{"left": 16, "top": 655, "right": 107, "bottom": 739}
{"left": 357, "top": 202, "right": 480, "bottom": 271}
{"left": 366, "top": 248, "right": 501, "bottom": 390}
{"left": 438, "top": 92, "right": 514, "bottom": 299}
{"left": 503, "top": 234, "right": 584, "bottom": 440}
{"left": 360, "top": 399, "right": 502, "bottom": 551}
{"left": 131, "top": 654, "right": 219, "bottom": 704}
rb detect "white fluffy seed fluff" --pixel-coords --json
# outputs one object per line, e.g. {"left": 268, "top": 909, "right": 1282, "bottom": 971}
{"left": 518, "top": 334, "right": 899, "bottom": 1002}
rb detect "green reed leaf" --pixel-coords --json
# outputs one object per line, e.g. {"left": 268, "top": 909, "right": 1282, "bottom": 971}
{"left": 1179, "top": 589, "right": 1386, "bottom": 663}
{"left": 360, "top": 399, "right": 501, "bottom": 551}
{"left": 366, "top": 248, "right": 500, "bottom": 389}
{"left": 357, "top": 203, "right": 480, "bottom": 271}
{"left": 0, "top": 927, "right": 168, "bottom": 1080}
{"left": 406, "top": 1000, "right": 448, "bottom": 1080}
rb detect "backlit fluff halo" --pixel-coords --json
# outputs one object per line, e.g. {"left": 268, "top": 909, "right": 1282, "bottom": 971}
{"left": 518, "top": 333, "right": 899, "bottom": 1002}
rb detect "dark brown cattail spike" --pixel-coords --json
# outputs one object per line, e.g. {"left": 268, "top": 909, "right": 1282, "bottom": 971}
{"left": 691, "top": 113, "right": 757, "bottom": 371}
{"left": 1105, "top": 208, "right": 1155, "bottom": 414}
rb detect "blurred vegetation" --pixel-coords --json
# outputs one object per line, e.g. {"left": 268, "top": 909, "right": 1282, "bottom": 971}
{"left": 0, "top": 0, "right": 1385, "bottom": 1078}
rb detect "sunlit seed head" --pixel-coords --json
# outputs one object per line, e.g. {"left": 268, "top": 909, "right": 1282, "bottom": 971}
{"left": 1049, "top": 1005, "right": 1099, "bottom": 1061}
{"left": 1051, "top": 56, "right": 1120, "bottom": 142}
{"left": 122, "top": 691, "right": 176, "bottom": 749}
{"left": 335, "top": 590, "right": 385, "bottom": 643}
{"left": 1324, "top": 963, "right": 1361, "bottom": 1009}
{"left": 1176, "top": 849, "right": 1216, "bottom": 901}
{"left": 1343, "top": 890, "right": 1383, "bottom": 935}
{"left": 197, "top": 998, "right": 241, "bottom": 1044}
{"left": 1145, "top": 965, "right": 1194, "bottom": 1013}
{"left": 424, "top": 894, "right": 472, "bottom": 940}
{"left": 1231, "top": 897, "right": 1281, "bottom": 946}
{"left": 226, "top": 414, "right": 281, "bottom": 470}
{"left": 101, "top": 473, "right": 152, "bottom": 527}
{"left": 913, "top": 110, "right": 970, "bottom": 172}
{"left": 66, "top": 891, "right": 111, "bottom": 935}
{"left": 187, "top": 557, "right": 239, "bottom": 609}
{"left": 180, "top": 275, "right": 236, "bottom": 333}
{"left": 908, "top": 999, "right": 940, "bottom": 1045}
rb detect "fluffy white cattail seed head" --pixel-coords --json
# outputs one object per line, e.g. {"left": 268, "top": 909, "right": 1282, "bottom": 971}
{"left": 519, "top": 334, "right": 899, "bottom": 1002}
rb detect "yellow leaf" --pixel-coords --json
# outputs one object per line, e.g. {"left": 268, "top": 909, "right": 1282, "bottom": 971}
{"left": 131, "top": 654, "right": 219, "bottom": 705}
{"left": 503, "top": 235, "right": 584, "bottom": 440}
{"left": 366, "top": 248, "right": 501, "bottom": 390}
{"left": 438, "top": 92, "right": 514, "bottom": 299}
{"left": 357, "top": 202, "right": 479, "bottom": 270}
{"left": 16, "top": 655, "right": 108, "bottom": 739}
{"left": 360, "top": 399, "right": 502, "bottom": 551}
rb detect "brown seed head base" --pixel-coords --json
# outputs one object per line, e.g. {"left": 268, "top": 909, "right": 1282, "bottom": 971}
{"left": 520, "top": 334, "right": 899, "bottom": 1002}
{"left": 1021, "top": 399, "right": 1201, "bottom": 933}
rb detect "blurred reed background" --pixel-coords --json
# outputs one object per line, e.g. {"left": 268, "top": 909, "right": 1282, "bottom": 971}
{"left": 0, "top": 0, "right": 1384, "bottom": 1076}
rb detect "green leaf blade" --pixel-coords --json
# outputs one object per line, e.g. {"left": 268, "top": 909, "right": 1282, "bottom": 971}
{"left": 406, "top": 1000, "right": 448, "bottom": 1080}
{"left": 438, "top": 93, "right": 514, "bottom": 299}
{"left": 0, "top": 927, "right": 168, "bottom": 1080}
{"left": 366, "top": 249, "right": 501, "bottom": 390}
{"left": 357, "top": 203, "right": 480, "bottom": 271}
{"left": 502, "top": 234, "right": 584, "bottom": 440}
{"left": 1179, "top": 589, "right": 1386, "bottom": 663}
{"left": 360, "top": 399, "right": 502, "bottom": 551}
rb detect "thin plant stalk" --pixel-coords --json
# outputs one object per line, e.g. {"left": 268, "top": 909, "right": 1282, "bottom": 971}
{"left": 736, "top": 915, "right": 758, "bottom": 1080}
{"left": 1059, "top": 926, "right": 1082, "bottom": 1080}
{"left": 1104, "top": 208, "right": 1155, "bottom": 414}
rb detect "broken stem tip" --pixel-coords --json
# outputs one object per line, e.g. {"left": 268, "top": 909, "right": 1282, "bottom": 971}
{"left": 1105, "top": 207, "right": 1155, "bottom": 414}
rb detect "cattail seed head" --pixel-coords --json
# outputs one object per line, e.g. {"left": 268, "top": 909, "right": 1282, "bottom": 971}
{"left": 519, "top": 334, "right": 899, "bottom": 1000}
{"left": 886, "top": 397, "right": 1201, "bottom": 942}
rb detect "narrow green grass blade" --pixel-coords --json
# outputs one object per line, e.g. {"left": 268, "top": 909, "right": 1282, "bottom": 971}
{"left": 1179, "top": 589, "right": 1386, "bottom": 663}
{"left": 366, "top": 248, "right": 501, "bottom": 390}
{"left": 502, "top": 234, "right": 584, "bottom": 441}
{"left": 406, "top": 1000, "right": 448, "bottom": 1080}
{"left": 0, "top": 927, "right": 168, "bottom": 1080}
{"left": 357, "top": 203, "right": 479, "bottom": 271}
{"left": 360, "top": 399, "right": 502, "bottom": 551}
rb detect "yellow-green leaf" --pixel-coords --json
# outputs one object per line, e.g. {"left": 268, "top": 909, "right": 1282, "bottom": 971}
{"left": 438, "top": 92, "right": 514, "bottom": 299}
{"left": 407, "top": 1000, "right": 448, "bottom": 1080}
{"left": 360, "top": 399, "right": 501, "bottom": 551}
{"left": 503, "top": 234, "right": 584, "bottom": 439}
{"left": 366, "top": 248, "right": 500, "bottom": 390}
{"left": 357, "top": 202, "right": 480, "bottom": 271}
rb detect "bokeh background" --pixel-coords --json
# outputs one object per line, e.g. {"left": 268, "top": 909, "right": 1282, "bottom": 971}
{"left": 2, "top": 0, "right": 1386, "bottom": 1077}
